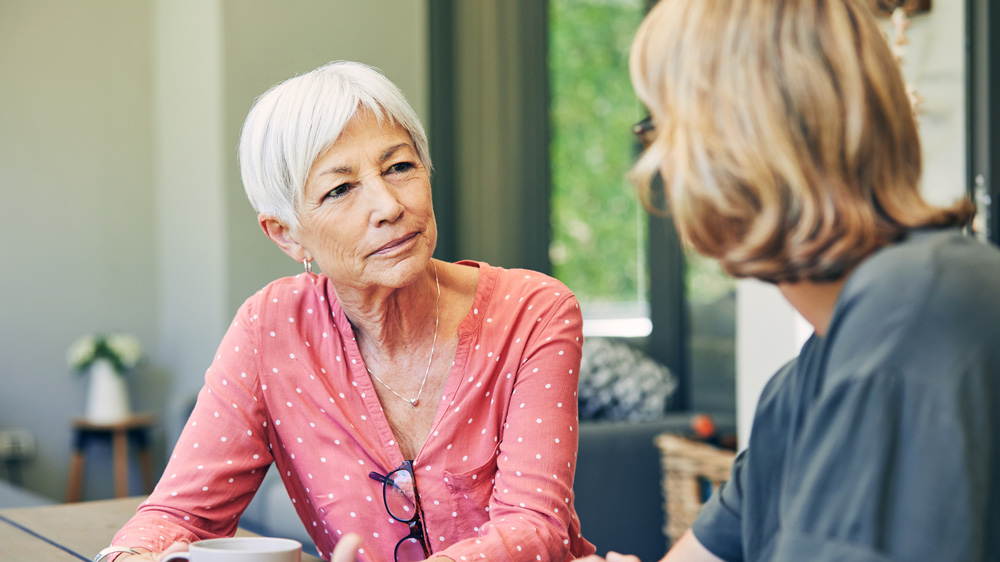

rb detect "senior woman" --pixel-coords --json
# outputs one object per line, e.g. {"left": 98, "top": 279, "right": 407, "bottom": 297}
{"left": 579, "top": 1, "right": 1000, "bottom": 562}
{"left": 102, "top": 61, "right": 595, "bottom": 562}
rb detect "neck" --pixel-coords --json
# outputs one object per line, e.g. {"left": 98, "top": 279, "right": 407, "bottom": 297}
{"left": 777, "top": 276, "right": 849, "bottom": 337}
{"left": 337, "top": 262, "right": 440, "bottom": 357}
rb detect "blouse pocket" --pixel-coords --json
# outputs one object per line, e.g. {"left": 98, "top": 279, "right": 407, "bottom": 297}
{"left": 444, "top": 444, "right": 499, "bottom": 492}
{"left": 439, "top": 445, "right": 498, "bottom": 536}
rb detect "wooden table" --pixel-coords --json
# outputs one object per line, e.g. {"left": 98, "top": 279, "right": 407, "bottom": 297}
{"left": 0, "top": 497, "right": 323, "bottom": 561}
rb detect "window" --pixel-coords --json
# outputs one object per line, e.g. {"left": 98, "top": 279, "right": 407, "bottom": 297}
{"left": 549, "top": 0, "right": 649, "bottom": 338}
{"left": 428, "top": 0, "right": 737, "bottom": 417}
{"left": 548, "top": 0, "right": 736, "bottom": 416}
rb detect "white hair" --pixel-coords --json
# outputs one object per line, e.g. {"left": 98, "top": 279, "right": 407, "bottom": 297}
{"left": 238, "top": 60, "right": 432, "bottom": 230}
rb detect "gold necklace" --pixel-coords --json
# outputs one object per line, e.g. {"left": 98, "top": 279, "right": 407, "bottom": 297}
{"left": 365, "top": 261, "right": 440, "bottom": 407}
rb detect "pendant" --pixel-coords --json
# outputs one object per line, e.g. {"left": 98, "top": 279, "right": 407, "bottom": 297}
{"left": 409, "top": 398, "right": 418, "bottom": 406}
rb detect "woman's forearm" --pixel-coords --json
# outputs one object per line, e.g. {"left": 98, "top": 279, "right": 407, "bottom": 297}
{"left": 661, "top": 530, "right": 726, "bottom": 562}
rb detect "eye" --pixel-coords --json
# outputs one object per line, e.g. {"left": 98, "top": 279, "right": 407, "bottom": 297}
{"left": 386, "top": 161, "right": 414, "bottom": 175}
{"left": 325, "top": 183, "right": 353, "bottom": 199}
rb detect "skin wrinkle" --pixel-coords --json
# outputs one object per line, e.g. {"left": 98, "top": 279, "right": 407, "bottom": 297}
{"left": 258, "top": 111, "right": 451, "bottom": 461}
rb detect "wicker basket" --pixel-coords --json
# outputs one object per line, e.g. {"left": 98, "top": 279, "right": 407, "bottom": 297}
{"left": 656, "top": 433, "right": 736, "bottom": 545}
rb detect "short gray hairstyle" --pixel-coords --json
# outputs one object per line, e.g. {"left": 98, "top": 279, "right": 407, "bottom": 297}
{"left": 238, "top": 60, "right": 432, "bottom": 231}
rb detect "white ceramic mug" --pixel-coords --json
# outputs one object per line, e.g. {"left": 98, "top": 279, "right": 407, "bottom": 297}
{"left": 161, "top": 537, "right": 302, "bottom": 562}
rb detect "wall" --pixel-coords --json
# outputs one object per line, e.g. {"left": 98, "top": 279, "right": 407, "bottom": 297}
{"left": 0, "top": 0, "right": 157, "bottom": 500}
{"left": 735, "top": 3, "right": 969, "bottom": 446}
{"left": 153, "top": 0, "right": 229, "bottom": 448}
{"left": 0, "top": 0, "right": 426, "bottom": 501}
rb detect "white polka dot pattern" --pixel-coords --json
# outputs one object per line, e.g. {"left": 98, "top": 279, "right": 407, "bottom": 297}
{"left": 111, "top": 262, "right": 595, "bottom": 562}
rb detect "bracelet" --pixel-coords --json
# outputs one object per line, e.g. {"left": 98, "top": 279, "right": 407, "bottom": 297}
{"left": 93, "top": 546, "right": 142, "bottom": 562}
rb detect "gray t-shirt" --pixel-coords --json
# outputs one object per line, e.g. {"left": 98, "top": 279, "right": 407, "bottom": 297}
{"left": 692, "top": 229, "right": 1000, "bottom": 561}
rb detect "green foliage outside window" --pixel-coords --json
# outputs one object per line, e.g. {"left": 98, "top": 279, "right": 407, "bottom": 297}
{"left": 549, "top": 0, "right": 735, "bottom": 312}
{"left": 549, "top": 0, "right": 647, "bottom": 306}
{"left": 549, "top": 0, "right": 735, "bottom": 414}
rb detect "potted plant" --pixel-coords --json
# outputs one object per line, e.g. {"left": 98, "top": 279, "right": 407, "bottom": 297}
{"left": 67, "top": 333, "right": 143, "bottom": 423}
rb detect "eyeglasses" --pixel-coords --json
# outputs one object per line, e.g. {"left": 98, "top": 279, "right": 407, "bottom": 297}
{"left": 368, "top": 460, "right": 432, "bottom": 562}
{"left": 633, "top": 115, "right": 656, "bottom": 149}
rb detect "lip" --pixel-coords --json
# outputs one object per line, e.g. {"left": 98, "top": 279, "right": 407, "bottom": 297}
{"left": 369, "top": 232, "right": 419, "bottom": 257}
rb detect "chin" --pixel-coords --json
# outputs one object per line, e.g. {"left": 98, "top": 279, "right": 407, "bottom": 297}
{"left": 371, "top": 254, "right": 432, "bottom": 289}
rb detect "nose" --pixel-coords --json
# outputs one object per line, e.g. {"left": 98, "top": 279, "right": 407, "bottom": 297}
{"left": 365, "top": 175, "right": 405, "bottom": 226}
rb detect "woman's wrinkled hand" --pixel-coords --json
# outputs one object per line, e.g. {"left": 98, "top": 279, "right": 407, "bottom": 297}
{"left": 157, "top": 541, "right": 191, "bottom": 561}
{"left": 111, "top": 552, "right": 157, "bottom": 562}
{"left": 106, "top": 541, "right": 189, "bottom": 562}
{"left": 332, "top": 533, "right": 363, "bottom": 562}
{"left": 574, "top": 552, "right": 642, "bottom": 562}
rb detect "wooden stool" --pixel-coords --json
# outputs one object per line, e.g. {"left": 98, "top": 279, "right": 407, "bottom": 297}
{"left": 66, "top": 414, "right": 154, "bottom": 502}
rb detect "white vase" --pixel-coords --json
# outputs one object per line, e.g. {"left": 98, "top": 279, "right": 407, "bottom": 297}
{"left": 84, "top": 358, "right": 131, "bottom": 424}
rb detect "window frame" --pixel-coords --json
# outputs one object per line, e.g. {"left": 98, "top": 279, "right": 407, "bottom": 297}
{"left": 968, "top": 0, "right": 1000, "bottom": 246}
{"left": 428, "top": 0, "right": 696, "bottom": 412}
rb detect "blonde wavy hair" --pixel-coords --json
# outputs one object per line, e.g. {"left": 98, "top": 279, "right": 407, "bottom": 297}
{"left": 629, "top": 0, "right": 974, "bottom": 283}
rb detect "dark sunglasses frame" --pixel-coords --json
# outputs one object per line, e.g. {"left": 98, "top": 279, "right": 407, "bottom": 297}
{"left": 368, "top": 460, "right": 432, "bottom": 562}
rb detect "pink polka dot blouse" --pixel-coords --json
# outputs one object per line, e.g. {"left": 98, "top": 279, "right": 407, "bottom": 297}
{"left": 112, "top": 261, "right": 596, "bottom": 562}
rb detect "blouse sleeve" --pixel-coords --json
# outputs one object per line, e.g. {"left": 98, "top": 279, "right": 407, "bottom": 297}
{"left": 110, "top": 300, "right": 274, "bottom": 553}
{"left": 436, "top": 293, "right": 590, "bottom": 562}
{"left": 689, "top": 356, "right": 799, "bottom": 562}
{"left": 771, "top": 368, "right": 985, "bottom": 561}
{"left": 690, "top": 451, "right": 747, "bottom": 562}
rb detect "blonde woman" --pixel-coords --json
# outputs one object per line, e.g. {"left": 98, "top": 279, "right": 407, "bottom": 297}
{"left": 582, "top": 0, "right": 1000, "bottom": 561}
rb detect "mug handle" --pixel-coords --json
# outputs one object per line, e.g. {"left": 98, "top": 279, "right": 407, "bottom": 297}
{"left": 160, "top": 553, "right": 191, "bottom": 562}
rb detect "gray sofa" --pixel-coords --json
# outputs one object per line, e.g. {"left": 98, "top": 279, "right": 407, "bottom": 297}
{"left": 239, "top": 414, "right": 734, "bottom": 561}
{"left": 575, "top": 416, "right": 698, "bottom": 561}
{"left": 0, "top": 477, "right": 54, "bottom": 509}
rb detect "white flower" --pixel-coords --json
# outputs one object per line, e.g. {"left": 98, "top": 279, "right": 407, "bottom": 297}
{"left": 106, "top": 333, "right": 143, "bottom": 369}
{"left": 67, "top": 333, "right": 144, "bottom": 373}
{"left": 67, "top": 336, "right": 98, "bottom": 370}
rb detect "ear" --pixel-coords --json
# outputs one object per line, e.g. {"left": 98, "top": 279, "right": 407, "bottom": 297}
{"left": 259, "top": 213, "right": 310, "bottom": 263}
